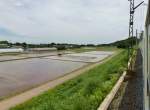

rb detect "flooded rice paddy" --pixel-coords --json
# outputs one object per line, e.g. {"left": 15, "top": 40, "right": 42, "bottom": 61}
{"left": 0, "top": 51, "right": 113, "bottom": 99}
{"left": 45, "top": 51, "right": 114, "bottom": 63}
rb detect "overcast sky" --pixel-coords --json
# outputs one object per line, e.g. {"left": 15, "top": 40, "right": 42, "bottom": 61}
{"left": 0, "top": 0, "right": 148, "bottom": 44}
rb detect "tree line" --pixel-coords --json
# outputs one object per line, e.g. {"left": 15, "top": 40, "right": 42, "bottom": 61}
{"left": 0, "top": 37, "right": 138, "bottom": 50}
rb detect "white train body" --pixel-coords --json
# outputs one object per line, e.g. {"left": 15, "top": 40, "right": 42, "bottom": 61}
{"left": 141, "top": 1, "right": 150, "bottom": 109}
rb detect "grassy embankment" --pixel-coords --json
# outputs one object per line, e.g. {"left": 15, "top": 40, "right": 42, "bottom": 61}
{"left": 11, "top": 50, "right": 128, "bottom": 110}
{"left": 0, "top": 52, "right": 23, "bottom": 56}
{"left": 68, "top": 46, "right": 118, "bottom": 53}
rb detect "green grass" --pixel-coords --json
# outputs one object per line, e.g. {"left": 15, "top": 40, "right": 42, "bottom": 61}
{"left": 68, "top": 46, "right": 118, "bottom": 53}
{"left": 10, "top": 50, "right": 128, "bottom": 110}
{"left": 0, "top": 52, "right": 23, "bottom": 56}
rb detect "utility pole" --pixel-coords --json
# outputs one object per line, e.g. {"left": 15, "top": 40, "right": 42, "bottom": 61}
{"left": 129, "top": 0, "right": 144, "bottom": 40}
{"left": 129, "top": 0, "right": 134, "bottom": 42}
{"left": 136, "top": 29, "right": 138, "bottom": 47}
{"left": 128, "top": 0, "right": 144, "bottom": 70}
{"left": 128, "top": 0, "right": 144, "bottom": 49}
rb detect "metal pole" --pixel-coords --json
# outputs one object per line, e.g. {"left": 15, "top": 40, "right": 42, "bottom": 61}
{"left": 128, "top": 0, "right": 134, "bottom": 59}
{"left": 128, "top": 0, "right": 144, "bottom": 70}
{"left": 136, "top": 29, "right": 138, "bottom": 48}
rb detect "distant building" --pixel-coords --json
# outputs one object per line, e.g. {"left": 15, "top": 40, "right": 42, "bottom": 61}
{"left": 0, "top": 48, "right": 24, "bottom": 53}
{"left": 27, "top": 47, "right": 57, "bottom": 52}
{"left": 0, "top": 44, "right": 10, "bottom": 48}
{"left": 11, "top": 45, "right": 23, "bottom": 49}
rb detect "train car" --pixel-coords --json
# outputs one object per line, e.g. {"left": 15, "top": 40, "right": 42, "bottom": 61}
{"left": 141, "top": 0, "right": 150, "bottom": 109}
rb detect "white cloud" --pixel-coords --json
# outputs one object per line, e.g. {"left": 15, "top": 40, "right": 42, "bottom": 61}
{"left": 0, "top": 0, "right": 148, "bottom": 44}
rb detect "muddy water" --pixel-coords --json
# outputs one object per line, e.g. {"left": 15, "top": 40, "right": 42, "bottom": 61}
{"left": 0, "top": 58, "right": 87, "bottom": 98}
{"left": 0, "top": 51, "right": 114, "bottom": 99}
{"left": 45, "top": 51, "right": 114, "bottom": 63}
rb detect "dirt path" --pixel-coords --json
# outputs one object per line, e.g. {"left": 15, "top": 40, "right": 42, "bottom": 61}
{"left": 0, "top": 52, "right": 118, "bottom": 110}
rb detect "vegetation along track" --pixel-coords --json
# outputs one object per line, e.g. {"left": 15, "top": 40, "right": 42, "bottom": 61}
{"left": 8, "top": 49, "right": 129, "bottom": 110}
